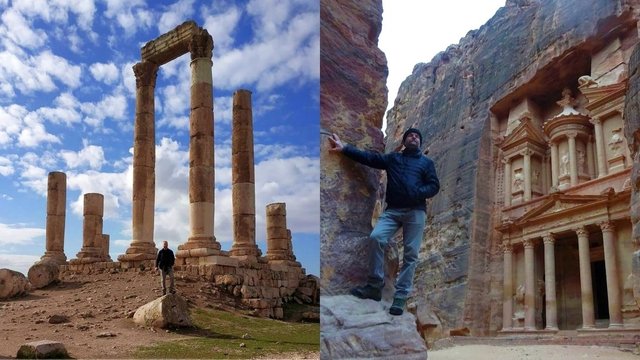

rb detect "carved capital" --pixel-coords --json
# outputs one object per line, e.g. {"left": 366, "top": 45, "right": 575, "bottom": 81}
{"left": 502, "top": 241, "right": 512, "bottom": 254}
{"left": 189, "top": 29, "right": 214, "bottom": 60}
{"left": 521, "top": 149, "right": 533, "bottom": 157}
{"left": 133, "top": 61, "right": 158, "bottom": 88}
{"left": 566, "top": 131, "right": 578, "bottom": 139}
{"left": 575, "top": 226, "right": 589, "bottom": 238}
{"left": 543, "top": 234, "right": 555, "bottom": 245}
{"left": 523, "top": 238, "right": 535, "bottom": 249}
{"left": 589, "top": 117, "right": 602, "bottom": 126}
{"left": 600, "top": 221, "right": 615, "bottom": 233}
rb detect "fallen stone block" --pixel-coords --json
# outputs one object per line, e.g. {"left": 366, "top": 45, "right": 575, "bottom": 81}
{"left": 133, "top": 293, "right": 193, "bottom": 329}
{"left": 0, "top": 268, "right": 31, "bottom": 299}
{"left": 16, "top": 340, "right": 70, "bottom": 359}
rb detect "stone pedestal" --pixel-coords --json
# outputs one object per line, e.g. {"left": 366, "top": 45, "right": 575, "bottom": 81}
{"left": 71, "top": 193, "right": 106, "bottom": 264}
{"left": 608, "top": 154, "right": 626, "bottom": 173}
{"left": 42, "top": 171, "right": 67, "bottom": 265}
{"left": 230, "top": 89, "right": 261, "bottom": 259}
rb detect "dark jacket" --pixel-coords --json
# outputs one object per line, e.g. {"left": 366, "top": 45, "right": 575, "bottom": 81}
{"left": 156, "top": 248, "right": 175, "bottom": 271}
{"left": 342, "top": 144, "right": 440, "bottom": 211}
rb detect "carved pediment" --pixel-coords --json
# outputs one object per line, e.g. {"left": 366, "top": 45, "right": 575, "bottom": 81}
{"left": 579, "top": 80, "right": 627, "bottom": 112}
{"left": 500, "top": 117, "right": 546, "bottom": 153}
{"left": 517, "top": 193, "right": 606, "bottom": 223}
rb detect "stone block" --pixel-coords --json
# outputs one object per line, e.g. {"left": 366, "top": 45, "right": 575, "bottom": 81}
{"left": 189, "top": 166, "right": 214, "bottom": 202}
{"left": 266, "top": 203, "right": 286, "bottom": 216}
{"left": 189, "top": 136, "right": 214, "bottom": 167}
{"left": 190, "top": 57, "right": 213, "bottom": 85}
{"left": 135, "top": 87, "right": 155, "bottom": 116}
{"left": 190, "top": 82, "right": 213, "bottom": 110}
{"left": 17, "top": 340, "right": 69, "bottom": 359}
{"left": 189, "top": 108, "right": 213, "bottom": 136}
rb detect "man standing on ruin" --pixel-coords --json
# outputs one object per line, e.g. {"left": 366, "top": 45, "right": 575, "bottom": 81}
{"left": 155, "top": 241, "right": 175, "bottom": 295}
{"left": 327, "top": 129, "right": 440, "bottom": 315}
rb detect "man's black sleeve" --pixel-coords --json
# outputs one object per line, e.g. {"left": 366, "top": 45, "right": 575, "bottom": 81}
{"left": 342, "top": 144, "right": 388, "bottom": 169}
{"left": 418, "top": 159, "right": 440, "bottom": 199}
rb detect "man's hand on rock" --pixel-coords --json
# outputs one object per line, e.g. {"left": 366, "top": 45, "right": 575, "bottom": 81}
{"left": 328, "top": 133, "right": 344, "bottom": 152}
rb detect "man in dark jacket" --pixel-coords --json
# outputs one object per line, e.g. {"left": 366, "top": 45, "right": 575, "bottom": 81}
{"left": 328, "top": 128, "right": 440, "bottom": 315}
{"left": 155, "top": 240, "right": 175, "bottom": 295}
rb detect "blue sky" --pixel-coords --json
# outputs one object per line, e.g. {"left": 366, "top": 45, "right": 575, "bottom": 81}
{"left": 0, "top": 0, "right": 319, "bottom": 276}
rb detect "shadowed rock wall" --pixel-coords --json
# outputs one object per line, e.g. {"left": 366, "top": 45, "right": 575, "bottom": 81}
{"left": 385, "top": 0, "right": 640, "bottom": 335}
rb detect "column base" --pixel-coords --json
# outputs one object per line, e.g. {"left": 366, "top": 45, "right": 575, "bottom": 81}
{"left": 175, "top": 254, "right": 238, "bottom": 267}
{"left": 608, "top": 323, "right": 625, "bottom": 329}
{"left": 118, "top": 241, "right": 158, "bottom": 262}
{"left": 41, "top": 252, "right": 67, "bottom": 265}
{"left": 544, "top": 326, "right": 559, "bottom": 331}
{"left": 229, "top": 244, "right": 262, "bottom": 258}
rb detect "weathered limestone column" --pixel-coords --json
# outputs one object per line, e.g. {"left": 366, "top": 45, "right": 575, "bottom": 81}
{"left": 524, "top": 238, "right": 536, "bottom": 330}
{"left": 42, "top": 171, "right": 67, "bottom": 264}
{"left": 503, "top": 158, "right": 512, "bottom": 206}
{"left": 576, "top": 226, "right": 595, "bottom": 329}
{"left": 119, "top": 61, "right": 159, "bottom": 263}
{"left": 266, "top": 203, "right": 292, "bottom": 261}
{"left": 101, "top": 234, "right": 112, "bottom": 261}
{"left": 74, "top": 193, "right": 104, "bottom": 263}
{"left": 568, "top": 132, "right": 578, "bottom": 186}
{"left": 586, "top": 138, "right": 595, "bottom": 179}
{"left": 177, "top": 29, "right": 222, "bottom": 262}
{"left": 523, "top": 150, "right": 532, "bottom": 201}
{"left": 601, "top": 221, "right": 623, "bottom": 327}
{"left": 543, "top": 234, "right": 558, "bottom": 330}
{"left": 502, "top": 241, "right": 513, "bottom": 330}
{"left": 591, "top": 117, "right": 607, "bottom": 178}
{"left": 230, "top": 89, "right": 261, "bottom": 258}
{"left": 550, "top": 141, "right": 559, "bottom": 187}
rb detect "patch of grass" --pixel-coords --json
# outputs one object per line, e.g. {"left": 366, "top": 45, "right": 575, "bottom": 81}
{"left": 133, "top": 308, "right": 319, "bottom": 359}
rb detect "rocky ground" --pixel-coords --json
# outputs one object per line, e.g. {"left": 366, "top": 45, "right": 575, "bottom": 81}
{"left": 0, "top": 268, "right": 319, "bottom": 359}
{"left": 429, "top": 344, "right": 638, "bottom": 359}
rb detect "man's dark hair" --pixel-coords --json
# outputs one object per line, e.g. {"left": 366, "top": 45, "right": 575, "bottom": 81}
{"left": 402, "top": 128, "right": 422, "bottom": 146}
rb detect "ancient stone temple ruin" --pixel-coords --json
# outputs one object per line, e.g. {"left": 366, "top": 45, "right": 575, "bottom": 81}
{"left": 25, "top": 21, "right": 316, "bottom": 319}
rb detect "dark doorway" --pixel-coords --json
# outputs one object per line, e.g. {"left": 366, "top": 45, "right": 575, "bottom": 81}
{"left": 592, "top": 260, "right": 609, "bottom": 321}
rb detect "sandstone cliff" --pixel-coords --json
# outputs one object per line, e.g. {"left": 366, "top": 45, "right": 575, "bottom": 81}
{"left": 385, "top": 0, "right": 640, "bottom": 336}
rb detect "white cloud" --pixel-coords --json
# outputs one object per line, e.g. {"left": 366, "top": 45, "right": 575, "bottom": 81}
{"left": 0, "top": 8, "right": 47, "bottom": 49}
{"left": 103, "top": 0, "right": 152, "bottom": 37}
{"left": 35, "top": 51, "right": 82, "bottom": 88}
{"left": 213, "top": 96, "right": 233, "bottom": 124}
{"left": 60, "top": 140, "right": 105, "bottom": 170}
{"left": 203, "top": 7, "right": 241, "bottom": 50}
{"left": 0, "top": 104, "right": 27, "bottom": 146}
{"left": 80, "top": 93, "right": 128, "bottom": 127}
{"left": 0, "top": 223, "right": 45, "bottom": 246}
{"left": 18, "top": 115, "right": 60, "bottom": 148}
{"left": 67, "top": 169, "right": 132, "bottom": 219}
{"left": 11, "top": 0, "right": 96, "bottom": 30}
{"left": 0, "top": 156, "right": 15, "bottom": 176}
{"left": 90, "top": 62, "right": 120, "bottom": 84}
{"left": 0, "top": 254, "right": 41, "bottom": 275}
{"left": 0, "top": 50, "right": 81, "bottom": 96}
{"left": 157, "top": 0, "right": 196, "bottom": 34}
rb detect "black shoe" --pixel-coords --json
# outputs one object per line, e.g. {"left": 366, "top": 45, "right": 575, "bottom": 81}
{"left": 389, "top": 297, "right": 406, "bottom": 316}
{"left": 350, "top": 284, "right": 381, "bottom": 301}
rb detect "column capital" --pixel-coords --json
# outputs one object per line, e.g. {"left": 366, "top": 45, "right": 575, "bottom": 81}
{"left": 523, "top": 238, "right": 535, "bottom": 249}
{"left": 521, "top": 149, "right": 533, "bottom": 157}
{"left": 566, "top": 131, "right": 578, "bottom": 139}
{"left": 133, "top": 61, "right": 158, "bottom": 88}
{"left": 502, "top": 157, "right": 512, "bottom": 165}
{"left": 189, "top": 29, "right": 214, "bottom": 60}
{"left": 589, "top": 117, "right": 602, "bottom": 125}
{"left": 575, "top": 226, "right": 589, "bottom": 237}
{"left": 502, "top": 241, "right": 512, "bottom": 253}
{"left": 543, "top": 234, "right": 555, "bottom": 245}
{"left": 600, "top": 221, "right": 615, "bottom": 233}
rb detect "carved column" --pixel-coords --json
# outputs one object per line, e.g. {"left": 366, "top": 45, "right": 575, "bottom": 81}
{"left": 74, "top": 193, "right": 104, "bottom": 263}
{"left": 101, "top": 234, "right": 111, "bottom": 261}
{"left": 230, "top": 89, "right": 261, "bottom": 258}
{"left": 42, "top": 171, "right": 67, "bottom": 264}
{"left": 591, "top": 118, "right": 607, "bottom": 178}
{"left": 543, "top": 234, "right": 558, "bottom": 330}
{"left": 503, "top": 158, "right": 512, "bottom": 206}
{"left": 523, "top": 150, "right": 532, "bottom": 201}
{"left": 266, "top": 203, "right": 292, "bottom": 261}
{"left": 177, "top": 29, "right": 221, "bottom": 261}
{"left": 576, "top": 226, "right": 595, "bottom": 328}
{"left": 568, "top": 132, "right": 578, "bottom": 186}
{"left": 601, "top": 221, "right": 623, "bottom": 327}
{"left": 119, "top": 61, "right": 159, "bottom": 263}
{"left": 524, "top": 238, "right": 536, "bottom": 330}
{"left": 550, "top": 141, "right": 559, "bottom": 187}
{"left": 502, "top": 241, "right": 513, "bottom": 330}
{"left": 586, "top": 137, "right": 595, "bottom": 179}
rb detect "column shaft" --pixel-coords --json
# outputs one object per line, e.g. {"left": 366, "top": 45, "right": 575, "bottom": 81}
{"left": 586, "top": 139, "right": 595, "bottom": 179}
{"left": 44, "top": 171, "right": 67, "bottom": 264}
{"left": 576, "top": 227, "right": 595, "bottom": 328}
{"left": 593, "top": 119, "right": 607, "bottom": 177}
{"left": 543, "top": 235, "right": 558, "bottom": 330}
{"left": 524, "top": 239, "right": 536, "bottom": 330}
{"left": 568, "top": 134, "right": 578, "bottom": 186}
{"left": 601, "top": 222, "right": 623, "bottom": 327}
{"left": 266, "top": 203, "right": 292, "bottom": 261}
{"left": 524, "top": 151, "right": 532, "bottom": 201}
{"left": 550, "top": 142, "right": 559, "bottom": 187}
{"left": 504, "top": 159, "right": 512, "bottom": 207}
{"left": 503, "top": 243, "right": 513, "bottom": 330}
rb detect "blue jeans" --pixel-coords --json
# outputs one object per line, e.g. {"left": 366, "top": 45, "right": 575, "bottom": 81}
{"left": 366, "top": 208, "right": 425, "bottom": 299}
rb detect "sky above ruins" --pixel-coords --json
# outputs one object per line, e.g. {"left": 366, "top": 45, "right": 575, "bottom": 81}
{"left": 379, "top": 0, "right": 505, "bottom": 130}
{"left": 0, "top": 0, "right": 320, "bottom": 275}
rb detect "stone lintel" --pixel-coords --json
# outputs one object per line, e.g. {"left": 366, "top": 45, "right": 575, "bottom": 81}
{"left": 141, "top": 21, "right": 198, "bottom": 65}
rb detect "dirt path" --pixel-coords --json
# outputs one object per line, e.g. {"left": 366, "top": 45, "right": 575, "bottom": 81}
{"left": 429, "top": 344, "right": 638, "bottom": 360}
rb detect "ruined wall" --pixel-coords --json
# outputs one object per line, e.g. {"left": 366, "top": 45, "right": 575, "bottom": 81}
{"left": 385, "top": 0, "right": 640, "bottom": 335}
{"left": 320, "top": 0, "right": 388, "bottom": 293}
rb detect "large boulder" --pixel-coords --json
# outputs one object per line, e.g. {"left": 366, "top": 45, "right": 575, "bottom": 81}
{"left": 16, "top": 340, "right": 69, "bottom": 359}
{"left": 321, "top": 295, "right": 428, "bottom": 359}
{"left": 0, "top": 268, "right": 31, "bottom": 299}
{"left": 133, "top": 294, "right": 192, "bottom": 328}
{"left": 28, "top": 260, "right": 60, "bottom": 289}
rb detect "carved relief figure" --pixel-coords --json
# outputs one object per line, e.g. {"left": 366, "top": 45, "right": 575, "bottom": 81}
{"left": 561, "top": 151, "right": 569, "bottom": 176}
{"left": 513, "top": 169, "right": 524, "bottom": 191}
{"left": 577, "top": 149, "right": 585, "bottom": 173}
{"left": 532, "top": 169, "right": 540, "bottom": 186}
{"left": 609, "top": 128, "right": 623, "bottom": 155}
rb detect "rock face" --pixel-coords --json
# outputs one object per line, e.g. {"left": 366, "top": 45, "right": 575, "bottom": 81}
{"left": 16, "top": 340, "right": 69, "bottom": 359}
{"left": 133, "top": 294, "right": 193, "bottom": 328}
{"left": 0, "top": 269, "right": 30, "bottom": 299}
{"left": 320, "top": 295, "right": 428, "bottom": 359}
{"left": 320, "top": 0, "right": 388, "bottom": 293}
{"left": 385, "top": 0, "right": 640, "bottom": 336}
{"left": 28, "top": 261, "right": 60, "bottom": 289}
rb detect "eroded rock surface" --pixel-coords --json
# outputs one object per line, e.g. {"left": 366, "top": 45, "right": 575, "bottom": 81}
{"left": 133, "top": 293, "right": 192, "bottom": 328}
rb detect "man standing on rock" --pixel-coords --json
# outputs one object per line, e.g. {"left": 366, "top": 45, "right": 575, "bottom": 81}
{"left": 327, "top": 128, "right": 440, "bottom": 315}
{"left": 155, "top": 240, "right": 175, "bottom": 295}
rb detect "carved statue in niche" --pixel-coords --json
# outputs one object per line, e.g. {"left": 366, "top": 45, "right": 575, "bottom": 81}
{"left": 609, "top": 128, "right": 623, "bottom": 156}
{"left": 561, "top": 151, "right": 570, "bottom": 176}
{"left": 577, "top": 149, "right": 585, "bottom": 173}
{"left": 513, "top": 284, "right": 525, "bottom": 326}
{"left": 513, "top": 168, "right": 524, "bottom": 191}
{"left": 532, "top": 169, "right": 540, "bottom": 186}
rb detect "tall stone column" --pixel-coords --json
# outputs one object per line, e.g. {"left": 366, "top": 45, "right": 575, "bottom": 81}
{"left": 266, "top": 203, "right": 292, "bottom": 261}
{"left": 119, "top": 61, "right": 159, "bottom": 263}
{"left": 177, "top": 29, "right": 221, "bottom": 262}
{"left": 568, "top": 132, "right": 578, "bottom": 186}
{"left": 42, "top": 171, "right": 67, "bottom": 264}
{"left": 503, "top": 158, "right": 512, "bottom": 206}
{"left": 576, "top": 226, "right": 595, "bottom": 328}
{"left": 502, "top": 241, "right": 513, "bottom": 330}
{"left": 524, "top": 238, "right": 536, "bottom": 330}
{"left": 101, "top": 234, "right": 112, "bottom": 261}
{"left": 586, "top": 138, "right": 595, "bottom": 179}
{"left": 74, "top": 193, "right": 104, "bottom": 263}
{"left": 543, "top": 234, "right": 558, "bottom": 330}
{"left": 523, "top": 150, "right": 532, "bottom": 201}
{"left": 601, "top": 221, "right": 623, "bottom": 327}
{"left": 230, "top": 89, "right": 261, "bottom": 258}
{"left": 550, "top": 141, "right": 559, "bottom": 187}
{"left": 591, "top": 118, "right": 607, "bottom": 178}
